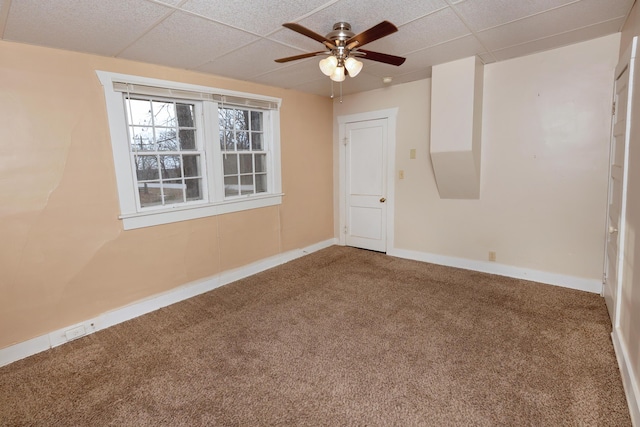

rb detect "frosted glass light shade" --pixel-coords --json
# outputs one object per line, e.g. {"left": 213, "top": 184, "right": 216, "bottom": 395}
{"left": 330, "top": 66, "right": 345, "bottom": 82}
{"left": 319, "top": 56, "right": 338, "bottom": 76}
{"left": 344, "top": 57, "right": 363, "bottom": 77}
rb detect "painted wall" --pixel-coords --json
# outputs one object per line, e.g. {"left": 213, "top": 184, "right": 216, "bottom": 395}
{"left": 334, "top": 33, "right": 619, "bottom": 281}
{"left": 0, "top": 40, "right": 334, "bottom": 349}
{"left": 619, "top": 1, "right": 640, "bottom": 419}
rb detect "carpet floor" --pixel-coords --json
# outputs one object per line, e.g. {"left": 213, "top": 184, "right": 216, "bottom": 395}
{"left": 0, "top": 246, "right": 631, "bottom": 426}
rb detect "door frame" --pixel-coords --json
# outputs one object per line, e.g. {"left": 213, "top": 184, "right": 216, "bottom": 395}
{"left": 337, "top": 108, "right": 398, "bottom": 252}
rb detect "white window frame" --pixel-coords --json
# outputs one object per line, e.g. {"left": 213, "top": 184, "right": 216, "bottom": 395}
{"left": 96, "top": 71, "right": 283, "bottom": 230}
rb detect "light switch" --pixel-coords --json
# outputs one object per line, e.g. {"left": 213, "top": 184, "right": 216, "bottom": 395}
{"left": 410, "top": 149, "right": 416, "bottom": 159}
{"left": 399, "top": 170, "right": 404, "bottom": 179}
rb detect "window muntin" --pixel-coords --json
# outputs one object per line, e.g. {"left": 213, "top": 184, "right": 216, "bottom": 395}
{"left": 219, "top": 108, "right": 268, "bottom": 198}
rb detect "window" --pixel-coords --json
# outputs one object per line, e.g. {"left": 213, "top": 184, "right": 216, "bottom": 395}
{"left": 97, "top": 71, "right": 282, "bottom": 230}
{"left": 219, "top": 108, "right": 267, "bottom": 197}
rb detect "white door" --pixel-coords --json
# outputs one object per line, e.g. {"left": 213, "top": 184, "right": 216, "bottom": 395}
{"left": 604, "top": 38, "right": 636, "bottom": 325}
{"left": 345, "top": 119, "right": 388, "bottom": 252}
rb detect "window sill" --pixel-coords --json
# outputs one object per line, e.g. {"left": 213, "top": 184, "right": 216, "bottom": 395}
{"left": 119, "top": 193, "right": 283, "bottom": 230}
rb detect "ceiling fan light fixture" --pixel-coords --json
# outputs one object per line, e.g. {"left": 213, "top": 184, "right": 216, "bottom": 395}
{"left": 344, "top": 57, "right": 363, "bottom": 77}
{"left": 319, "top": 55, "right": 338, "bottom": 76}
{"left": 330, "top": 66, "right": 346, "bottom": 82}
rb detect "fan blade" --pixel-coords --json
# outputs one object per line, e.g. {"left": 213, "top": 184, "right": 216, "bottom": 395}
{"left": 282, "top": 23, "right": 336, "bottom": 49}
{"left": 274, "top": 51, "right": 327, "bottom": 63}
{"left": 356, "top": 49, "right": 406, "bottom": 66}
{"left": 345, "top": 21, "right": 398, "bottom": 50}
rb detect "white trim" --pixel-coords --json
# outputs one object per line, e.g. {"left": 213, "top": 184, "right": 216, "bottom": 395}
{"left": 612, "top": 327, "right": 640, "bottom": 426}
{"left": 337, "top": 108, "right": 398, "bottom": 252}
{"left": 388, "top": 248, "right": 602, "bottom": 293}
{"left": 0, "top": 238, "right": 337, "bottom": 367}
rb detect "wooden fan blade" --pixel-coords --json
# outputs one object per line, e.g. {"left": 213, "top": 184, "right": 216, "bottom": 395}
{"left": 282, "top": 23, "right": 335, "bottom": 49}
{"left": 274, "top": 51, "right": 327, "bottom": 63}
{"left": 357, "top": 49, "right": 406, "bottom": 66}
{"left": 345, "top": 21, "right": 398, "bottom": 50}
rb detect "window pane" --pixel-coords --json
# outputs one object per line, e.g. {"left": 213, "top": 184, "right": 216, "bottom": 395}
{"left": 235, "top": 110, "right": 249, "bottom": 130}
{"left": 219, "top": 108, "right": 232, "bottom": 130}
{"left": 185, "top": 179, "right": 202, "bottom": 201}
{"left": 223, "top": 154, "right": 238, "bottom": 175}
{"left": 237, "top": 132, "right": 249, "bottom": 151}
{"left": 255, "top": 154, "right": 266, "bottom": 173}
{"left": 239, "top": 154, "right": 253, "bottom": 174}
{"left": 130, "top": 126, "right": 154, "bottom": 151}
{"left": 160, "top": 155, "right": 181, "bottom": 178}
{"left": 240, "top": 175, "right": 254, "bottom": 195}
{"left": 183, "top": 155, "right": 200, "bottom": 177}
{"left": 135, "top": 155, "right": 159, "bottom": 181}
{"left": 176, "top": 103, "right": 194, "bottom": 127}
{"left": 163, "top": 180, "right": 184, "bottom": 204}
{"left": 138, "top": 181, "right": 162, "bottom": 207}
{"left": 221, "top": 131, "right": 234, "bottom": 151}
{"left": 251, "top": 111, "right": 262, "bottom": 131}
{"left": 152, "top": 101, "right": 176, "bottom": 128}
{"left": 126, "top": 98, "right": 152, "bottom": 126}
{"left": 224, "top": 176, "right": 239, "bottom": 197}
{"left": 256, "top": 173, "right": 267, "bottom": 193}
{"left": 156, "top": 129, "right": 178, "bottom": 151}
{"left": 179, "top": 129, "right": 195, "bottom": 150}
{"left": 251, "top": 133, "right": 263, "bottom": 151}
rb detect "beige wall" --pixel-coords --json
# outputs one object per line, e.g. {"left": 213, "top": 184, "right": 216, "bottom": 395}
{"left": 619, "top": 0, "right": 640, "bottom": 416}
{"left": 335, "top": 33, "right": 619, "bottom": 280}
{"left": 0, "top": 40, "right": 334, "bottom": 349}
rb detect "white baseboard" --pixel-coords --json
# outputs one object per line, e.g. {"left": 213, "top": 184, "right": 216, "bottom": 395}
{"left": 0, "top": 238, "right": 337, "bottom": 368}
{"left": 387, "top": 248, "right": 602, "bottom": 294}
{"left": 612, "top": 328, "right": 640, "bottom": 426}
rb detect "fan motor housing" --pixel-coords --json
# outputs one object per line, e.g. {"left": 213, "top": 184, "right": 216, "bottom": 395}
{"left": 326, "top": 22, "right": 355, "bottom": 43}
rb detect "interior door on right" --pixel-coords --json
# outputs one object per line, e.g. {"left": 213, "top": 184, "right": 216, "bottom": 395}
{"left": 604, "top": 43, "right": 634, "bottom": 325}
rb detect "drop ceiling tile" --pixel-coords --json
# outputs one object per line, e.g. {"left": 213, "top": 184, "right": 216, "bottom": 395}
{"left": 289, "top": 77, "right": 336, "bottom": 97}
{"left": 396, "top": 35, "right": 486, "bottom": 72}
{"left": 365, "top": 7, "right": 471, "bottom": 55}
{"left": 297, "top": 0, "right": 448, "bottom": 34}
{"left": 196, "top": 40, "right": 311, "bottom": 80}
{"left": 119, "top": 11, "right": 258, "bottom": 69}
{"left": 3, "top": 0, "right": 174, "bottom": 56}
{"left": 476, "top": 0, "right": 631, "bottom": 51}
{"left": 180, "top": 0, "right": 330, "bottom": 36}
{"left": 490, "top": 19, "right": 624, "bottom": 62}
{"left": 252, "top": 57, "right": 328, "bottom": 89}
{"left": 267, "top": 27, "right": 327, "bottom": 52}
{"left": 451, "top": 0, "right": 577, "bottom": 32}
{"left": 151, "top": 0, "right": 183, "bottom": 5}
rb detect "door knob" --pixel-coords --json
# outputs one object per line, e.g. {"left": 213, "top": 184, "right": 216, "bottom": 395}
{"left": 380, "top": 197, "right": 386, "bottom": 203}
{"left": 609, "top": 225, "right": 618, "bottom": 234}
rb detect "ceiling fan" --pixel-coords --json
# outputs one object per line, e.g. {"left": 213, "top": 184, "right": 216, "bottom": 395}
{"left": 274, "top": 21, "right": 406, "bottom": 82}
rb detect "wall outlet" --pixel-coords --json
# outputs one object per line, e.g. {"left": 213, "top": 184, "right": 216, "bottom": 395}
{"left": 65, "top": 325, "right": 86, "bottom": 342}
{"left": 399, "top": 170, "right": 405, "bottom": 179}
{"left": 488, "top": 251, "right": 497, "bottom": 262}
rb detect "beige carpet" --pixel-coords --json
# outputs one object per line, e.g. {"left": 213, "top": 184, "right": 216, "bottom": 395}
{"left": 0, "top": 246, "right": 631, "bottom": 426}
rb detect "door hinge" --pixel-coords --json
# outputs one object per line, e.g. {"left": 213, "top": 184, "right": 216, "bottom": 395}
{"left": 344, "top": 226, "right": 348, "bottom": 234}
{"left": 343, "top": 138, "right": 348, "bottom": 146}
{"left": 612, "top": 102, "right": 616, "bottom": 116}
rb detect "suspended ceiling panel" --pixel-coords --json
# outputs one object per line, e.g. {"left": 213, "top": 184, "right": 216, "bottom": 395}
{"left": 0, "top": 0, "right": 634, "bottom": 97}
